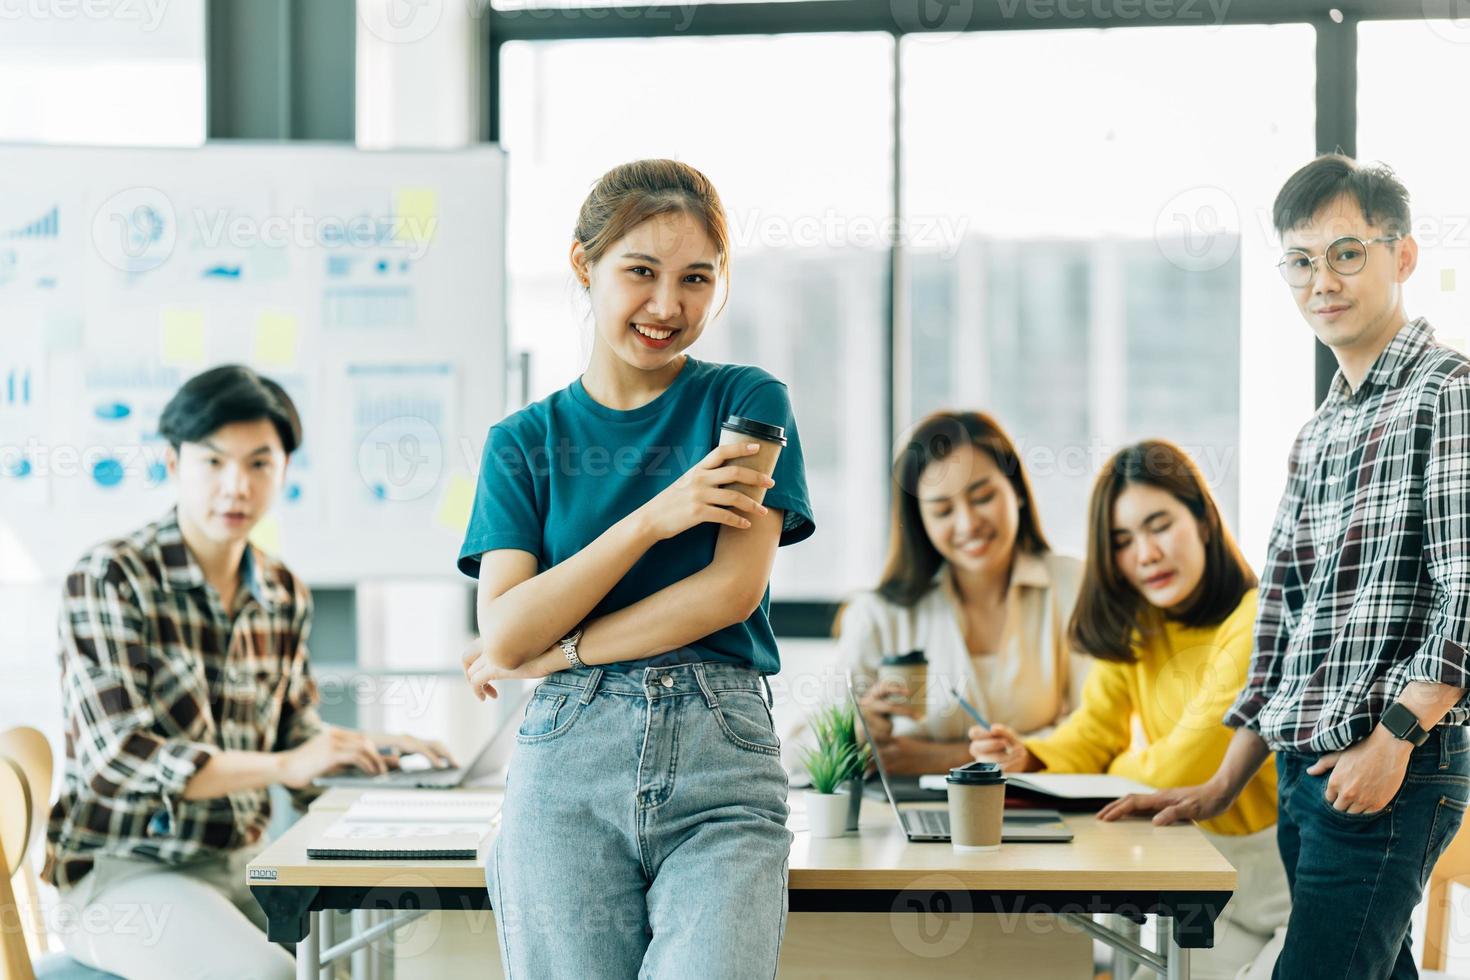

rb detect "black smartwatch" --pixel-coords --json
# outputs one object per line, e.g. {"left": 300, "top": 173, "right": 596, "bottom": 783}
{"left": 1381, "top": 701, "right": 1432, "bottom": 747}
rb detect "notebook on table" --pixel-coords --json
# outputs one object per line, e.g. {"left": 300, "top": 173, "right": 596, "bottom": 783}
{"left": 307, "top": 791, "right": 501, "bottom": 860}
{"left": 918, "top": 772, "right": 1157, "bottom": 811}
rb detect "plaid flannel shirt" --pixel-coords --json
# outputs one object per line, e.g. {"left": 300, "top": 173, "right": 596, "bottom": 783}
{"left": 1226, "top": 319, "right": 1470, "bottom": 753}
{"left": 44, "top": 509, "right": 323, "bottom": 889}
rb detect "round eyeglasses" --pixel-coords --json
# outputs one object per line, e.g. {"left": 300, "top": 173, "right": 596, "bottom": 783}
{"left": 1277, "top": 234, "right": 1403, "bottom": 288}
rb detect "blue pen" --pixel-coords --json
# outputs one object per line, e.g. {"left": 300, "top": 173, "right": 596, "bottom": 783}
{"left": 943, "top": 678, "right": 990, "bottom": 730}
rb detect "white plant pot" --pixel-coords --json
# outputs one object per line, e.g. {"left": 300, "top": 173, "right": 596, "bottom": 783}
{"left": 806, "top": 790, "right": 850, "bottom": 838}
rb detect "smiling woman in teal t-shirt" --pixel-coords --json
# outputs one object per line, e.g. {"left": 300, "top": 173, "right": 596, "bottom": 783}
{"left": 458, "top": 160, "right": 814, "bottom": 977}
{"left": 459, "top": 354, "right": 812, "bottom": 674}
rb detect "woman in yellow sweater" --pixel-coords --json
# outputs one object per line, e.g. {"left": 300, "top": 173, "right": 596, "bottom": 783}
{"left": 969, "top": 440, "right": 1289, "bottom": 980}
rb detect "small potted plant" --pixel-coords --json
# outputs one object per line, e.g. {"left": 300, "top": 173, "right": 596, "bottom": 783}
{"left": 801, "top": 703, "right": 871, "bottom": 838}
{"left": 827, "top": 701, "right": 870, "bottom": 832}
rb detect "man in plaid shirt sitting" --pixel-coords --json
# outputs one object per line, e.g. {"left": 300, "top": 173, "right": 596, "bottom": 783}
{"left": 1104, "top": 154, "right": 1470, "bottom": 978}
{"left": 44, "top": 365, "right": 453, "bottom": 979}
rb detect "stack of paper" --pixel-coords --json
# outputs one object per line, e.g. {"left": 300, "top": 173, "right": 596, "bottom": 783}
{"left": 307, "top": 792, "right": 501, "bottom": 860}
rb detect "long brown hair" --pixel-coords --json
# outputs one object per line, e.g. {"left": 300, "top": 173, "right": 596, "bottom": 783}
{"left": 573, "top": 159, "right": 732, "bottom": 315}
{"left": 1069, "top": 440, "right": 1256, "bottom": 663}
{"left": 875, "top": 411, "right": 1050, "bottom": 608}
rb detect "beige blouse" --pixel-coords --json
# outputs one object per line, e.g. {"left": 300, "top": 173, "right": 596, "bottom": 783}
{"left": 838, "top": 551, "right": 1090, "bottom": 742}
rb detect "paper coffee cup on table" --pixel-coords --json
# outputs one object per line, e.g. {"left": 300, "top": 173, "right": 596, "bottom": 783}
{"left": 946, "top": 761, "right": 1006, "bottom": 852}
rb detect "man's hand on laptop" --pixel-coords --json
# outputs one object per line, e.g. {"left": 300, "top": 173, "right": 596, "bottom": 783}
{"left": 278, "top": 727, "right": 389, "bottom": 788}
{"left": 371, "top": 733, "right": 457, "bottom": 771}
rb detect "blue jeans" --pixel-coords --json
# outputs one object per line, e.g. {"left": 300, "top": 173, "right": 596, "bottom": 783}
{"left": 1272, "top": 726, "right": 1470, "bottom": 980}
{"left": 489, "top": 661, "right": 793, "bottom": 979}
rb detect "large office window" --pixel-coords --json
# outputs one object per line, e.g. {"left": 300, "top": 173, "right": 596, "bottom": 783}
{"left": 901, "top": 26, "right": 1317, "bottom": 562}
{"left": 498, "top": 34, "right": 893, "bottom": 598}
{"left": 0, "top": 0, "right": 205, "bottom": 145}
{"left": 1359, "top": 20, "right": 1470, "bottom": 356}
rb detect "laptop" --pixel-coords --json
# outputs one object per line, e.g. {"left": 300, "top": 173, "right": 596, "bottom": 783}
{"left": 846, "top": 673, "right": 1072, "bottom": 844}
{"left": 314, "top": 686, "right": 533, "bottom": 790}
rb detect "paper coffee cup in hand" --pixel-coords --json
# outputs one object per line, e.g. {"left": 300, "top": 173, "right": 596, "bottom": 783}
{"left": 878, "top": 651, "right": 928, "bottom": 721}
{"left": 719, "top": 415, "right": 786, "bottom": 505}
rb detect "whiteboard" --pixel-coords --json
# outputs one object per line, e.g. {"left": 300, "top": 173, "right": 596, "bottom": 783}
{"left": 0, "top": 142, "right": 505, "bottom": 585}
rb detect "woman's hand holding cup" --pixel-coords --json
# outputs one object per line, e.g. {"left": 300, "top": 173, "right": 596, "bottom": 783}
{"left": 858, "top": 678, "right": 917, "bottom": 743}
{"left": 636, "top": 442, "right": 774, "bottom": 542}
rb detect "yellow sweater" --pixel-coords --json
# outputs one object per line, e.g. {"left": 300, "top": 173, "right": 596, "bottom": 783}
{"left": 1024, "top": 591, "right": 1277, "bottom": 836}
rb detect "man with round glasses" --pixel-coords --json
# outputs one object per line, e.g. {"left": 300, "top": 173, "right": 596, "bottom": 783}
{"left": 1277, "top": 232, "right": 1402, "bottom": 288}
{"left": 1105, "top": 154, "right": 1470, "bottom": 978}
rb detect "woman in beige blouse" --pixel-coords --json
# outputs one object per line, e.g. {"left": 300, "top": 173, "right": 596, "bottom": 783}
{"left": 840, "top": 410, "right": 1088, "bottom": 776}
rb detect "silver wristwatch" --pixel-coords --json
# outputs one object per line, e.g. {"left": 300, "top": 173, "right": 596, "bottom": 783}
{"left": 560, "top": 628, "right": 586, "bottom": 670}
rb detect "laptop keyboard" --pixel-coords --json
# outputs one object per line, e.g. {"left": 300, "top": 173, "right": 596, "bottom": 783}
{"left": 407, "top": 767, "right": 462, "bottom": 787}
{"left": 905, "top": 809, "right": 950, "bottom": 835}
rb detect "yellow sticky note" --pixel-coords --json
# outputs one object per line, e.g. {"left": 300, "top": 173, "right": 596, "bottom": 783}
{"left": 253, "top": 311, "right": 298, "bottom": 368}
{"left": 435, "top": 473, "right": 476, "bottom": 533}
{"left": 1443, "top": 268, "right": 1458, "bottom": 292}
{"left": 249, "top": 514, "right": 282, "bottom": 556}
{"left": 395, "top": 187, "right": 438, "bottom": 244}
{"left": 160, "top": 308, "right": 205, "bottom": 367}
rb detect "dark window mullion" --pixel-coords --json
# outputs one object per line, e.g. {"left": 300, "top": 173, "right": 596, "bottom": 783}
{"left": 1313, "top": 14, "right": 1358, "bottom": 406}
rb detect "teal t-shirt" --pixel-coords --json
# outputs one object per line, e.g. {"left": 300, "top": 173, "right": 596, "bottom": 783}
{"left": 457, "top": 356, "right": 815, "bottom": 674}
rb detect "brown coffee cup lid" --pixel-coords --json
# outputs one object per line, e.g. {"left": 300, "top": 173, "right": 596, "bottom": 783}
{"left": 722, "top": 415, "right": 787, "bottom": 446}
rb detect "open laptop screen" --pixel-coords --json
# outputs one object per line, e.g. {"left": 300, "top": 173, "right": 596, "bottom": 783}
{"left": 846, "top": 670, "right": 915, "bottom": 828}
